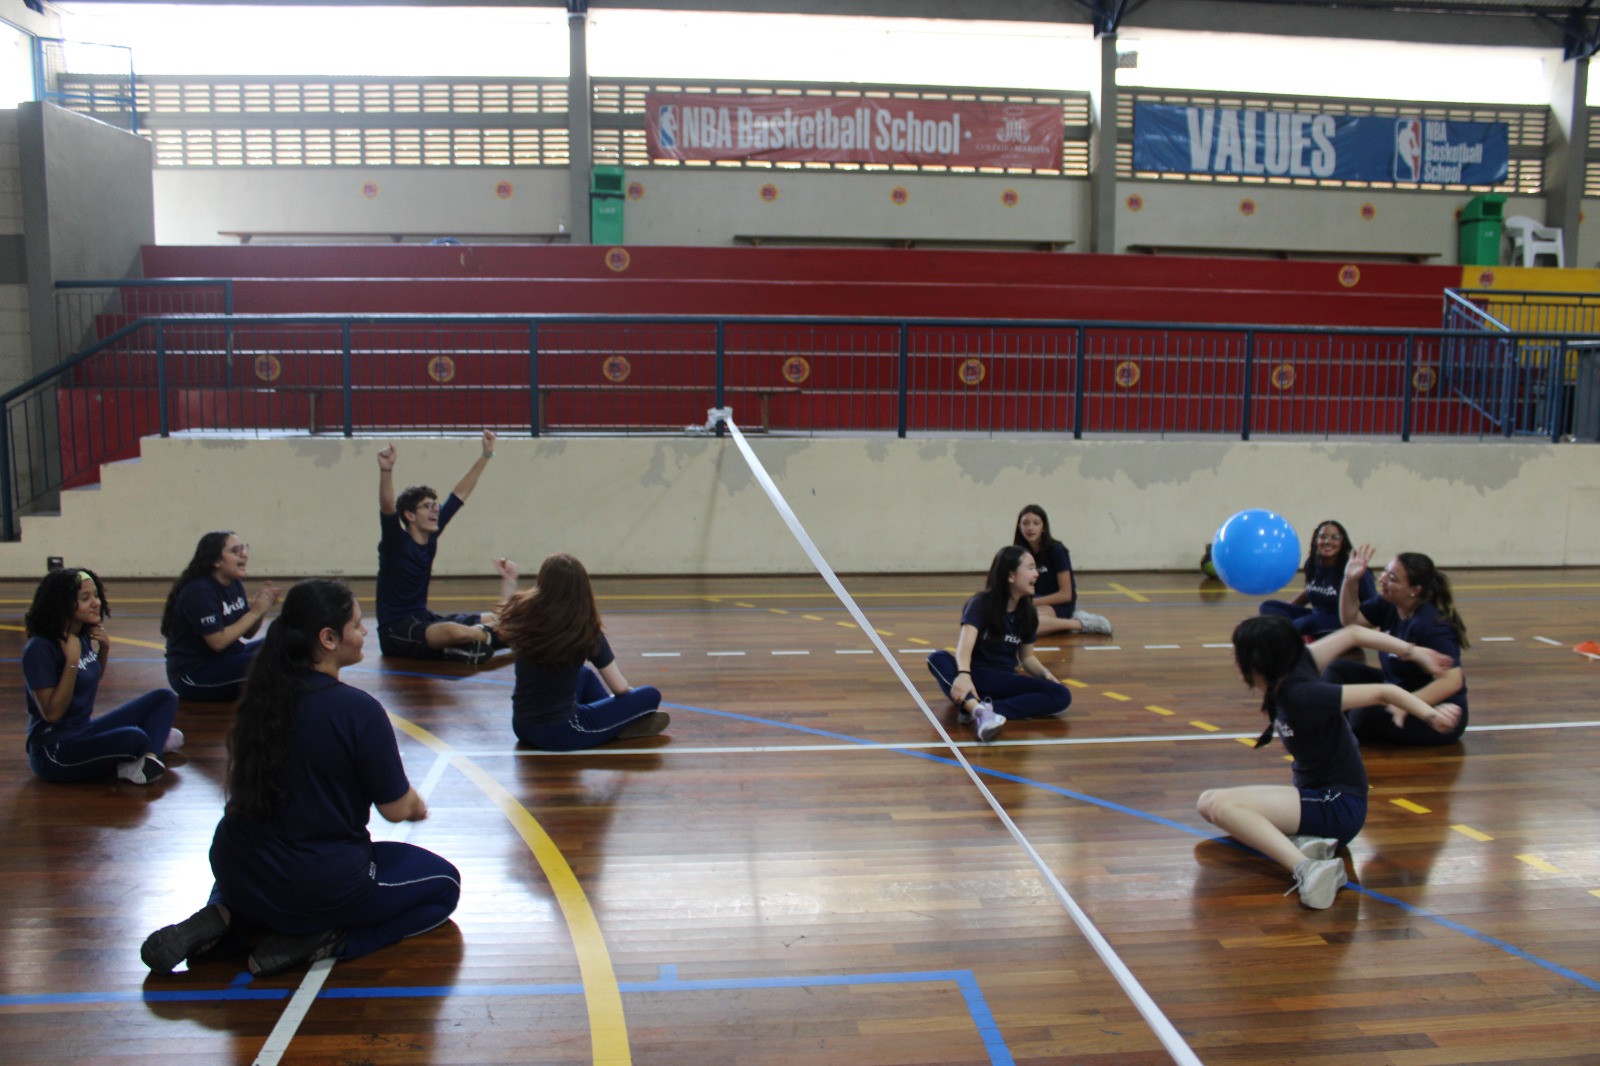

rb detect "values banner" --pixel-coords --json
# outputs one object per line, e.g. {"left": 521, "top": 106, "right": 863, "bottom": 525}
{"left": 645, "top": 93, "right": 1063, "bottom": 169}
{"left": 1133, "top": 102, "right": 1508, "bottom": 185}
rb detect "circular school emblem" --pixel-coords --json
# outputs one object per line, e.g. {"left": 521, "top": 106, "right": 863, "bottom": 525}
{"left": 1338, "top": 265, "right": 1361, "bottom": 288}
{"left": 427, "top": 355, "right": 456, "bottom": 383}
{"left": 1412, "top": 366, "right": 1437, "bottom": 393}
{"left": 1114, "top": 360, "right": 1141, "bottom": 388}
{"left": 1001, "top": 188, "right": 1019, "bottom": 208}
{"left": 782, "top": 356, "right": 811, "bottom": 385}
{"left": 495, "top": 181, "right": 514, "bottom": 200}
{"left": 361, "top": 180, "right": 379, "bottom": 200}
{"left": 627, "top": 181, "right": 645, "bottom": 201}
{"left": 253, "top": 354, "right": 282, "bottom": 382}
{"left": 1238, "top": 198, "right": 1256, "bottom": 217}
{"left": 958, "top": 358, "right": 986, "bottom": 386}
{"left": 605, "top": 247, "right": 631, "bottom": 272}
{"left": 1477, "top": 269, "right": 1495, "bottom": 288}
{"left": 602, "top": 355, "right": 631, "bottom": 383}
{"left": 1125, "top": 193, "right": 1144, "bottom": 212}
{"left": 890, "top": 186, "right": 909, "bottom": 206}
{"left": 759, "top": 183, "right": 779, "bottom": 203}
{"left": 1360, "top": 202, "right": 1377, "bottom": 221}
{"left": 1270, "top": 363, "right": 1296, "bottom": 390}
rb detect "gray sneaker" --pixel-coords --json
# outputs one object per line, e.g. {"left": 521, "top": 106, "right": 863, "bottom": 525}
{"left": 971, "top": 699, "right": 1005, "bottom": 743}
{"left": 1288, "top": 857, "right": 1347, "bottom": 909}
{"left": 1290, "top": 835, "right": 1339, "bottom": 862}
{"left": 1076, "top": 611, "right": 1113, "bottom": 636}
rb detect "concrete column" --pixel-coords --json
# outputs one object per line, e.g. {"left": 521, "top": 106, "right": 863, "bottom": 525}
{"left": 1088, "top": 33, "right": 1119, "bottom": 254}
{"left": 567, "top": 7, "right": 593, "bottom": 244}
{"left": 1543, "top": 53, "right": 1588, "bottom": 267}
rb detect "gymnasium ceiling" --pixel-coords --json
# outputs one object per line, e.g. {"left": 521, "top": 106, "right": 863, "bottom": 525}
{"left": 50, "top": 0, "right": 1600, "bottom": 54}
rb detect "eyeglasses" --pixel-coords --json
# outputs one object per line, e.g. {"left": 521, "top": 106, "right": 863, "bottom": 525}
{"left": 416, "top": 501, "right": 442, "bottom": 512}
{"left": 227, "top": 543, "right": 249, "bottom": 556}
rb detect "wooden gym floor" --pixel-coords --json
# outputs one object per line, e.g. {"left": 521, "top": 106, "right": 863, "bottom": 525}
{"left": 0, "top": 568, "right": 1596, "bottom": 1065}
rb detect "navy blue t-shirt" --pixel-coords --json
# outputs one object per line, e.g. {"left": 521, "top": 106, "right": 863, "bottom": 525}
{"left": 1031, "top": 542, "right": 1077, "bottom": 618}
{"left": 211, "top": 672, "right": 411, "bottom": 914}
{"left": 22, "top": 632, "right": 101, "bottom": 743}
{"left": 512, "top": 633, "right": 615, "bottom": 732}
{"left": 959, "top": 593, "right": 1036, "bottom": 672}
{"left": 1358, "top": 596, "right": 1468, "bottom": 713}
{"left": 1270, "top": 650, "right": 1367, "bottom": 793}
{"left": 165, "top": 576, "right": 250, "bottom": 674}
{"left": 375, "top": 494, "right": 463, "bottom": 627}
{"left": 1304, "top": 563, "right": 1375, "bottom": 616}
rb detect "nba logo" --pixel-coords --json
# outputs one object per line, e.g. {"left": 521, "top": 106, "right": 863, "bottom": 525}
{"left": 1394, "top": 118, "right": 1422, "bottom": 182}
{"left": 657, "top": 105, "right": 678, "bottom": 149}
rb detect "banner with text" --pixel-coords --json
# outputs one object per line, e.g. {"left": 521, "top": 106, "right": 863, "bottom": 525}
{"left": 1133, "top": 102, "right": 1508, "bottom": 185}
{"left": 645, "top": 93, "right": 1063, "bottom": 169}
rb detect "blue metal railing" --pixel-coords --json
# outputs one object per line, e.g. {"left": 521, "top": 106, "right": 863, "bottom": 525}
{"left": 4, "top": 309, "right": 1592, "bottom": 540}
{"left": 1442, "top": 288, "right": 1597, "bottom": 438}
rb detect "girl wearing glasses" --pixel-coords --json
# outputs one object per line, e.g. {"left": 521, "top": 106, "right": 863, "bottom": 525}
{"left": 1259, "top": 519, "right": 1375, "bottom": 638}
{"left": 1331, "top": 545, "right": 1469, "bottom": 745}
{"left": 162, "top": 532, "right": 281, "bottom": 702}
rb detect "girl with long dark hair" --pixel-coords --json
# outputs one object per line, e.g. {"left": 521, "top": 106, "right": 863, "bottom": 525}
{"left": 1258, "top": 519, "right": 1376, "bottom": 638}
{"left": 162, "top": 531, "right": 282, "bottom": 702}
{"left": 926, "top": 545, "right": 1073, "bottom": 743}
{"left": 498, "top": 554, "right": 669, "bottom": 750}
{"left": 141, "top": 579, "right": 460, "bottom": 978}
{"left": 1197, "top": 615, "right": 1460, "bottom": 909}
{"left": 1012, "top": 504, "right": 1113, "bottom": 637}
{"left": 1331, "top": 545, "right": 1470, "bottom": 745}
{"left": 22, "top": 567, "right": 178, "bottom": 785}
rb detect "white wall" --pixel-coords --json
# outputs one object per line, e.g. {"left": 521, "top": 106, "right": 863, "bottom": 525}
{"left": 0, "top": 435, "right": 1592, "bottom": 579}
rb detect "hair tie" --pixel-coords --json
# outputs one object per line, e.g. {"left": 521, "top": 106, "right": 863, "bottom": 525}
{"left": 76, "top": 571, "right": 92, "bottom": 583}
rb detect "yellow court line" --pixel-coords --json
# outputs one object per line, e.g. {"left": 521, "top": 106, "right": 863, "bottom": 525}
{"left": 1390, "top": 798, "right": 1432, "bottom": 814}
{"left": 1451, "top": 824, "right": 1494, "bottom": 842}
{"left": 387, "top": 715, "right": 631, "bottom": 1066}
{"left": 1235, "top": 738, "right": 1256, "bottom": 746}
{"left": 1102, "top": 691, "right": 1131, "bottom": 702}
{"left": 907, "top": 637, "right": 931, "bottom": 645}
{"left": 1145, "top": 705, "right": 1175, "bottom": 716}
{"left": 1188, "top": 721, "right": 1220, "bottom": 732}
{"left": 1063, "top": 678, "right": 1088, "bottom": 688}
{"left": 1516, "top": 854, "right": 1563, "bottom": 874}
{"left": 0, "top": 623, "right": 165, "bottom": 651}
{"left": 1107, "top": 582, "right": 1150, "bottom": 604}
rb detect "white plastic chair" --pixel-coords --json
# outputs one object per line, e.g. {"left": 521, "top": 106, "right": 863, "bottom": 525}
{"left": 1503, "top": 215, "right": 1565, "bottom": 268}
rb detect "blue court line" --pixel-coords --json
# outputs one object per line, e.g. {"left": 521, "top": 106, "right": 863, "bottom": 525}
{"left": 655, "top": 700, "right": 1600, "bottom": 995}
{"left": 1, "top": 966, "right": 1013, "bottom": 1064}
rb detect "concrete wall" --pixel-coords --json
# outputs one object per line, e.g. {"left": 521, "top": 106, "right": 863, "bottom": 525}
{"left": 16, "top": 102, "right": 154, "bottom": 374}
{"left": 0, "top": 435, "right": 1592, "bottom": 579}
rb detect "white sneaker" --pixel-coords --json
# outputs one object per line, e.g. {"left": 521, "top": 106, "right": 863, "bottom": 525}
{"left": 971, "top": 699, "right": 1005, "bottom": 743}
{"left": 1076, "top": 611, "right": 1113, "bottom": 636}
{"left": 1289, "top": 834, "right": 1339, "bottom": 862}
{"left": 1287, "top": 857, "right": 1346, "bottom": 909}
{"left": 116, "top": 755, "right": 166, "bottom": 786}
{"left": 163, "top": 728, "right": 185, "bottom": 754}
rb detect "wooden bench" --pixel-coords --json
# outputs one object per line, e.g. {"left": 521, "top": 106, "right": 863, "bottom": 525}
{"left": 735, "top": 235, "right": 1072, "bottom": 252}
{"left": 1124, "top": 244, "right": 1440, "bottom": 264}
{"left": 218, "top": 231, "right": 572, "bottom": 245}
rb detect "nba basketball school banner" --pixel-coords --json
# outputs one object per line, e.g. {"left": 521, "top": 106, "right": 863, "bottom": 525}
{"left": 645, "top": 93, "right": 1063, "bottom": 169}
{"left": 1132, "top": 102, "right": 1508, "bottom": 185}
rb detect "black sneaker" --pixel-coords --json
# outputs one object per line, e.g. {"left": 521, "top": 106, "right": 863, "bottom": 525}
{"left": 141, "top": 904, "right": 229, "bottom": 973}
{"left": 248, "top": 928, "right": 346, "bottom": 978}
{"left": 617, "top": 712, "right": 670, "bottom": 739}
{"left": 441, "top": 641, "right": 492, "bottom": 666}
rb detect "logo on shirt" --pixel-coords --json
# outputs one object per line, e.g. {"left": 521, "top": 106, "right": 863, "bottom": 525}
{"left": 220, "top": 595, "right": 246, "bottom": 617}
{"left": 1274, "top": 720, "right": 1295, "bottom": 739}
{"left": 77, "top": 646, "right": 99, "bottom": 672}
{"left": 199, "top": 613, "right": 218, "bottom": 626}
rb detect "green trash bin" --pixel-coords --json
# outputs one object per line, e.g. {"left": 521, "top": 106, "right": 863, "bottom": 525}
{"left": 591, "top": 165, "right": 625, "bottom": 245}
{"left": 1458, "top": 193, "right": 1506, "bottom": 266}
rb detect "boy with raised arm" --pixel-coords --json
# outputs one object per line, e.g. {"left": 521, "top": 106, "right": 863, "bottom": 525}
{"left": 376, "top": 431, "right": 506, "bottom": 664}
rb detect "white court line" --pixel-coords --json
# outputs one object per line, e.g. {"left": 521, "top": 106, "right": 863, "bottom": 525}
{"left": 253, "top": 746, "right": 452, "bottom": 1065}
{"left": 1082, "top": 645, "right": 1121, "bottom": 651}
{"left": 721, "top": 417, "right": 1202, "bottom": 1066}
{"left": 835, "top": 649, "right": 873, "bottom": 655}
{"left": 771, "top": 650, "right": 810, "bottom": 656}
{"left": 641, "top": 652, "right": 680, "bottom": 658}
{"left": 1144, "top": 644, "right": 1180, "bottom": 650}
{"left": 707, "top": 651, "right": 745, "bottom": 657}
{"left": 1480, "top": 637, "right": 1515, "bottom": 642}
{"left": 1534, "top": 636, "right": 1564, "bottom": 646}
{"left": 463, "top": 718, "right": 1600, "bottom": 759}
{"left": 1202, "top": 643, "right": 1232, "bottom": 649}
{"left": 897, "top": 648, "right": 928, "bottom": 654}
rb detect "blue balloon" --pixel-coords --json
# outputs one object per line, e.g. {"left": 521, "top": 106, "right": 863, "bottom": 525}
{"left": 1211, "top": 510, "right": 1301, "bottom": 596}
